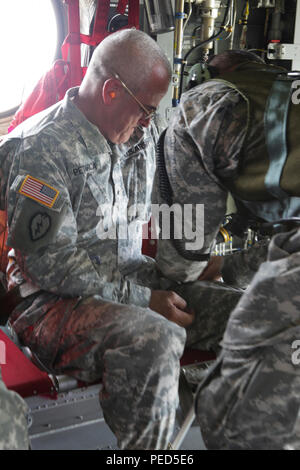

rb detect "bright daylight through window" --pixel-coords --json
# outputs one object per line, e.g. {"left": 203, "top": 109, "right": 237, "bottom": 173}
{"left": 0, "top": 0, "right": 58, "bottom": 116}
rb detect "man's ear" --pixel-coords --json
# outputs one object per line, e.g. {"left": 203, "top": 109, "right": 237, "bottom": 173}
{"left": 102, "top": 78, "right": 121, "bottom": 105}
{"left": 207, "top": 65, "right": 219, "bottom": 78}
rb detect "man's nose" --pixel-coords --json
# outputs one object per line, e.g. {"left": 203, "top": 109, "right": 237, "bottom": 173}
{"left": 138, "top": 116, "right": 151, "bottom": 128}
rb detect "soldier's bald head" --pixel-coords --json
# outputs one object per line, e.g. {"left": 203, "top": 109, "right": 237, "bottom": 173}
{"left": 83, "top": 28, "right": 172, "bottom": 92}
{"left": 76, "top": 28, "right": 171, "bottom": 143}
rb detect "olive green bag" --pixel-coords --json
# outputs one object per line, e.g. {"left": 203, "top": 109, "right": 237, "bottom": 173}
{"left": 215, "top": 62, "right": 300, "bottom": 221}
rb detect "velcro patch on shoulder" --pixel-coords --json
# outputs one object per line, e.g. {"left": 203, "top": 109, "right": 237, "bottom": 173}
{"left": 19, "top": 175, "right": 59, "bottom": 208}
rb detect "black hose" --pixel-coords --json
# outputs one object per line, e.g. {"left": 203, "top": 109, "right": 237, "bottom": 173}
{"left": 178, "top": 0, "right": 232, "bottom": 100}
{"left": 156, "top": 130, "right": 210, "bottom": 262}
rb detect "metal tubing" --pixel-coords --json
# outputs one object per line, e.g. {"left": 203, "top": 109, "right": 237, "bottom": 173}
{"left": 173, "top": 0, "right": 185, "bottom": 105}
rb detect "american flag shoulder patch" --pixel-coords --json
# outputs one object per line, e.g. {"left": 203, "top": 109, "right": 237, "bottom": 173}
{"left": 19, "top": 175, "right": 59, "bottom": 208}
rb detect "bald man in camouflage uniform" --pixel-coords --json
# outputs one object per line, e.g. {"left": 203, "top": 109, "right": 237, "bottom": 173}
{"left": 0, "top": 370, "right": 29, "bottom": 449}
{"left": 0, "top": 30, "right": 242, "bottom": 450}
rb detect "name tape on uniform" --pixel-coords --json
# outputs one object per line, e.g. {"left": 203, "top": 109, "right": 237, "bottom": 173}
{"left": 19, "top": 175, "right": 59, "bottom": 208}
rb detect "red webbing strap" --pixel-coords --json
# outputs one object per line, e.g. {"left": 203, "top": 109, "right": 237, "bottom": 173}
{"left": 128, "top": 0, "right": 140, "bottom": 29}
{"left": 61, "top": 0, "right": 82, "bottom": 87}
{"left": 91, "top": 0, "right": 111, "bottom": 43}
{"left": 116, "top": 0, "right": 128, "bottom": 14}
{"left": 80, "top": 0, "right": 140, "bottom": 46}
{"left": 79, "top": 0, "right": 110, "bottom": 46}
{"left": 117, "top": 0, "right": 139, "bottom": 29}
{"left": 64, "top": 0, "right": 140, "bottom": 51}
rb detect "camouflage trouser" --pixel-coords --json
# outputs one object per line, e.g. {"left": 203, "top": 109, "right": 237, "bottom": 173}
{"left": 168, "top": 279, "right": 243, "bottom": 351}
{"left": 196, "top": 230, "right": 300, "bottom": 450}
{"left": 10, "top": 278, "right": 243, "bottom": 450}
{"left": 0, "top": 369, "right": 29, "bottom": 450}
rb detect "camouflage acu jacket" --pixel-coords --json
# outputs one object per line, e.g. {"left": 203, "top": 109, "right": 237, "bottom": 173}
{"left": 0, "top": 87, "right": 162, "bottom": 308}
{"left": 153, "top": 79, "right": 267, "bottom": 284}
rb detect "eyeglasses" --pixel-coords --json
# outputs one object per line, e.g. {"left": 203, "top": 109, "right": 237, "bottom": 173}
{"left": 113, "top": 72, "right": 156, "bottom": 121}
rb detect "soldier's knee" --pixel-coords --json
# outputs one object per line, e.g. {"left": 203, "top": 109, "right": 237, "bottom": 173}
{"left": 146, "top": 316, "right": 186, "bottom": 363}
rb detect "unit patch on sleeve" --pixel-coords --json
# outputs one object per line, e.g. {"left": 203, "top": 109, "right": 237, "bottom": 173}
{"left": 30, "top": 212, "right": 51, "bottom": 241}
{"left": 19, "top": 175, "right": 59, "bottom": 208}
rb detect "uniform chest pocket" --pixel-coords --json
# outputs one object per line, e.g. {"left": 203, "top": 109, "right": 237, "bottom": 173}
{"left": 86, "top": 174, "right": 112, "bottom": 205}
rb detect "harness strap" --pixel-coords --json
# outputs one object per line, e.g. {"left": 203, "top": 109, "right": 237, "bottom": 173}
{"left": 61, "top": 0, "right": 82, "bottom": 87}
{"left": 62, "top": 0, "right": 140, "bottom": 83}
{"left": 117, "top": 0, "right": 128, "bottom": 14}
{"left": 80, "top": 0, "right": 111, "bottom": 46}
{"left": 264, "top": 74, "right": 293, "bottom": 200}
{"left": 118, "top": 0, "right": 140, "bottom": 30}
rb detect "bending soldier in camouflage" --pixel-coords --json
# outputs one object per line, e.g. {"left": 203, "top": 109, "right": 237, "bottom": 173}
{"left": 154, "top": 50, "right": 300, "bottom": 289}
{"left": 0, "top": 30, "right": 242, "bottom": 450}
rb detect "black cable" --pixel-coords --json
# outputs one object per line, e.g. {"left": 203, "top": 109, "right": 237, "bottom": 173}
{"left": 156, "top": 130, "right": 210, "bottom": 262}
{"left": 178, "top": 0, "right": 232, "bottom": 100}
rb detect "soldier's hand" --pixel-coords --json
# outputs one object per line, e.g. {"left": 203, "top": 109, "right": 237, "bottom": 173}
{"left": 149, "top": 290, "right": 195, "bottom": 328}
{"left": 198, "top": 256, "right": 224, "bottom": 281}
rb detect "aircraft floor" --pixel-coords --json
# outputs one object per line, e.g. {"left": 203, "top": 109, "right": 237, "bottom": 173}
{"left": 25, "top": 382, "right": 206, "bottom": 451}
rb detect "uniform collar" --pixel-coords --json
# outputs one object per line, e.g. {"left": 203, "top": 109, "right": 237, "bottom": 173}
{"left": 63, "top": 87, "right": 112, "bottom": 155}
